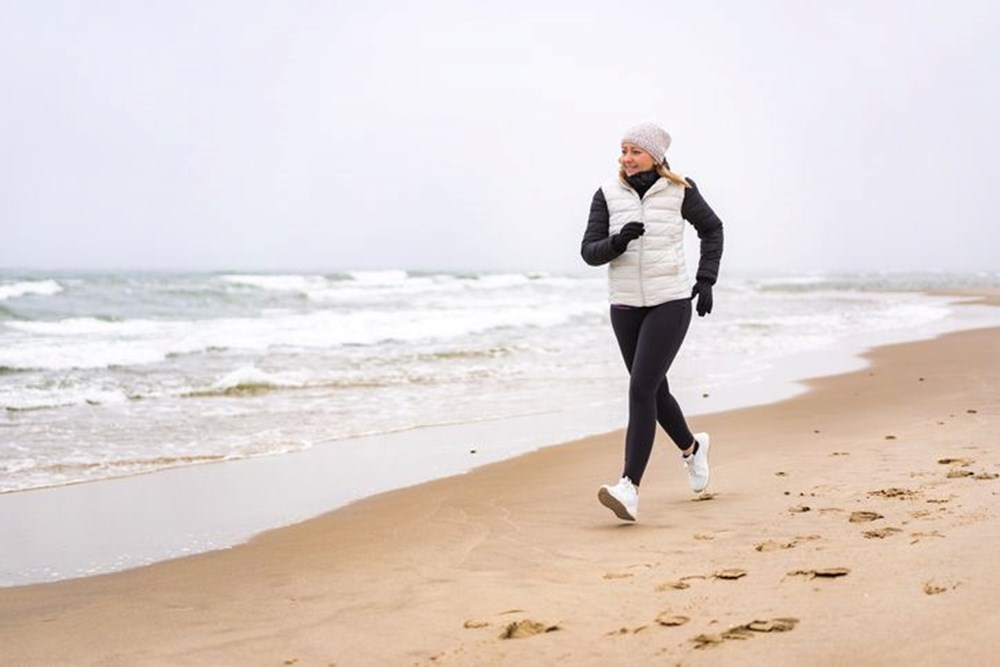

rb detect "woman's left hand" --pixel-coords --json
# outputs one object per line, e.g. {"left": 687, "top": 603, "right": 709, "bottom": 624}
{"left": 691, "top": 281, "right": 713, "bottom": 317}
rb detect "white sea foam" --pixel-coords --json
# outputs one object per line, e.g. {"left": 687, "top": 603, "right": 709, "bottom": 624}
{"left": 220, "top": 273, "right": 329, "bottom": 292}
{"left": 346, "top": 269, "right": 410, "bottom": 284}
{"left": 755, "top": 275, "right": 828, "bottom": 288}
{"left": 0, "top": 384, "right": 130, "bottom": 411}
{"left": 0, "top": 279, "right": 63, "bottom": 301}
{"left": 205, "top": 365, "right": 301, "bottom": 394}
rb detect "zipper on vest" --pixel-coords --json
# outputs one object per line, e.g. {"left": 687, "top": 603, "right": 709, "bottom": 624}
{"left": 637, "top": 196, "right": 646, "bottom": 305}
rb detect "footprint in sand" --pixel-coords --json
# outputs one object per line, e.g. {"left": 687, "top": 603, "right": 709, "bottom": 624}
{"left": 755, "top": 535, "right": 821, "bottom": 552}
{"left": 756, "top": 539, "right": 795, "bottom": 552}
{"left": 849, "top": 511, "right": 883, "bottom": 523}
{"left": 863, "top": 527, "right": 903, "bottom": 539}
{"left": 923, "top": 580, "right": 960, "bottom": 595}
{"left": 465, "top": 610, "right": 529, "bottom": 630}
{"left": 787, "top": 567, "right": 850, "bottom": 579}
{"left": 868, "top": 488, "right": 918, "bottom": 499}
{"left": 655, "top": 574, "right": 708, "bottom": 592}
{"left": 713, "top": 568, "right": 748, "bottom": 580}
{"left": 655, "top": 580, "right": 691, "bottom": 592}
{"left": 692, "top": 618, "right": 799, "bottom": 648}
{"left": 938, "top": 457, "right": 997, "bottom": 480}
{"left": 909, "top": 531, "right": 945, "bottom": 544}
{"left": 655, "top": 613, "right": 690, "bottom": 627}
{"left": 498, "top": 620, "right": 560, "bottom": 639}
{"left": 938, "top": 457, "right": 973, "bottom": 467}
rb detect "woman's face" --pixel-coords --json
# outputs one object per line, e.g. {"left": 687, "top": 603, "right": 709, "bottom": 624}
{"left": 619, "top": 143, "right": 656, "bottom": 176}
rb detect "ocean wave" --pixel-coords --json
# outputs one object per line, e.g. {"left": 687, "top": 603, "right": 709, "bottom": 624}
{"left": 187, "top": 365, "right": 299, "bottom": 397}
{"left": 0, "top": 279, "right": 63, "bottom": 301}
{"left": 750, "top": 271, "right": 1000, "bottom": 293}
{"left": 755, "top": 275, "right": 830, "bottom": 290}
{"left": 0, "top": 297, "right": 593, "bottom": 371}
{"left": 415, "top": 345, "right": 515, "bottom": 361}
{"left": 10, "top": 453, "right": 229, "bottom": 475}
{"left": 345, "top": 269, "right": 411, "bottom": 284}
{"left": 2, "top": 385, "right": 131, "bottom": 412}
{"left": 219, "top": 273, "right": 330, "bottom": 293}
{"left": 6, "top": 316, "right": 163, "bottom": 336}
{"left": 199, "top": 363, "right": 486, "bottom": 397}
{"left": 0, "top": 437, "right": 315, "bottom": 493}
{"left": 0, "top": 453, "right": 232, "bottom": 493}
{"left": 467, "top": 273, "right": 535, "bottom": 288}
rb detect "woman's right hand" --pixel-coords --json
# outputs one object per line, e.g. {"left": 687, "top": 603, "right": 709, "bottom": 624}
{"left": 611, "top": 221, "right": 645, "bottom": 252}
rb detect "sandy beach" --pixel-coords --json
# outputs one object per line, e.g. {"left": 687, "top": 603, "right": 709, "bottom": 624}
{"left": 1, "top": 301, "right": 998, "bottom": 665}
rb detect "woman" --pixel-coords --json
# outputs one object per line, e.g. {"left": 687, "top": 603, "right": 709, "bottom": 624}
{"left": 581, "top": 122, "right": 724, "bottom": 522}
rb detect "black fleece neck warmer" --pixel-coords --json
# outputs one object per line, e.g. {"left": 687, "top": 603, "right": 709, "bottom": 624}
{"left": 625, "top": 169, "right": 660, "bottom": 198}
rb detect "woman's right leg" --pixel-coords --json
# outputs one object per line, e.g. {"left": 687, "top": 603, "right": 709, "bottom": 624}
{"left": 610, "top": 300, "right": 692, "bottom": 485}
{"left": 609, "top": 305, "right": 644, "bottom": 482}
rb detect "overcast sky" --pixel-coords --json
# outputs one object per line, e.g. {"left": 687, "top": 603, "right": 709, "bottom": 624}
{"left": 2, "top": 1, "right": 998, "bottom": 275}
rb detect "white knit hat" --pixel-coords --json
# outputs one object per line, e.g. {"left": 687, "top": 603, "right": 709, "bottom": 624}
{"left": 621, "top": 122, "right": 672, "bottom": 163}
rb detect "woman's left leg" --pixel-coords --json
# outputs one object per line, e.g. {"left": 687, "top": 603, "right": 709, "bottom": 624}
{"left": 655, "top": 376, "right": 695, "bottom": 451}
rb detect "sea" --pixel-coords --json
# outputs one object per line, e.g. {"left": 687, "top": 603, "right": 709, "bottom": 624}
{"left": 2, "top": 269, "right": 999, "bottom": 497}
{"left": 2, "top": 269, "right": 1000, "bottom": 584}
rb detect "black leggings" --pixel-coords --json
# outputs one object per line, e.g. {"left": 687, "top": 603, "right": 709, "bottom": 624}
{"left": 610, "top": 298, "right": 694, "bottom": 485}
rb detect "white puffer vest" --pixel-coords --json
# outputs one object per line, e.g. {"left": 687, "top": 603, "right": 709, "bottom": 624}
{"left": 602, "top": 176, "right": 691, "bottom": 306}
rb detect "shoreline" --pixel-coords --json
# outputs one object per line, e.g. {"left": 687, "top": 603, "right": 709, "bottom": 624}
{"left": 1, "top": 290, "right": 998, "bottom": 587}
{"left": 0, "top": 318, "right": 997, "bottom": 664}
{"left": 0, "top": 320, "right": 1000, "bottom": 665}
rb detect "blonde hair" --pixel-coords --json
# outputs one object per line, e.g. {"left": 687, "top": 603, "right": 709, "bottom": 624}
{"left": 618, "top": 161, "right": 690, "bottom": 188}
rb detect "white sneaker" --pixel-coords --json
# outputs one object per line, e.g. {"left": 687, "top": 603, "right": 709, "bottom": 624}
{"left": 598, "top": 476, "right": 638, "bottom": 522}
{"left": 682, "top": 433, "right": 710, "bottom": 493}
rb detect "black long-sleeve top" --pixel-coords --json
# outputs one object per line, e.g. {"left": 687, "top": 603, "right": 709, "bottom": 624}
{"left": 580, "top": 170, "right": 724, "bottom": 285}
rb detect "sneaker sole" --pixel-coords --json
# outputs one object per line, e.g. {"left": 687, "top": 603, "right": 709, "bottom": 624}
{"left": 598, "top": 487, "right": 636, "bottom": 522}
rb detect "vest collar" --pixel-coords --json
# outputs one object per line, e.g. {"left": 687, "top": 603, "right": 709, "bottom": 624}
{"left": 622, "top": 170, "right": 672, "bottom": 200}
{"left": 625, "top": 170, "right": 660, "bottom": 197}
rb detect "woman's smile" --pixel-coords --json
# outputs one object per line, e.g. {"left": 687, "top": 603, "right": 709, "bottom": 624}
{"left": 619, "top": 142, "right": 656, "bottom": 176}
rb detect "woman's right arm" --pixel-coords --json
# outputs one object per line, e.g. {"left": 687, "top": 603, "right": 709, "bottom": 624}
{"left": 580, "top": 188, "right": 621, "bottom": 266}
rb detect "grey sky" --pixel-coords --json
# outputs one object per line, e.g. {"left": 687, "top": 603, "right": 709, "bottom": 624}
{"left": 2, "top": 1, "right": 998, "bottom": 274}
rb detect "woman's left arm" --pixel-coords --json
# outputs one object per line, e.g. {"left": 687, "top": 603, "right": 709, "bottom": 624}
{"left": 682, "top": 178, "right": 724, "bottom": 285}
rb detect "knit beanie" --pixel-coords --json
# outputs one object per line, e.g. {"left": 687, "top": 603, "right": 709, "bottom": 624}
{"left": 621, "top": 123, "right": 672, "bottom": 164}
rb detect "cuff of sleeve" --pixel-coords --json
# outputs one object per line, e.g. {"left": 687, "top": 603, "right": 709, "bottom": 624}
{"left": 695, "top": 273, "right": 717, "bottom": 286}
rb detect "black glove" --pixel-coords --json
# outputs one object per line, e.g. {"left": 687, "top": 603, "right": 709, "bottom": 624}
{"left": 610, "top": 221, "right": 645, "bottom": 253}
{"left": 691, "top": 281, "right": 713, "bottom": 317}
